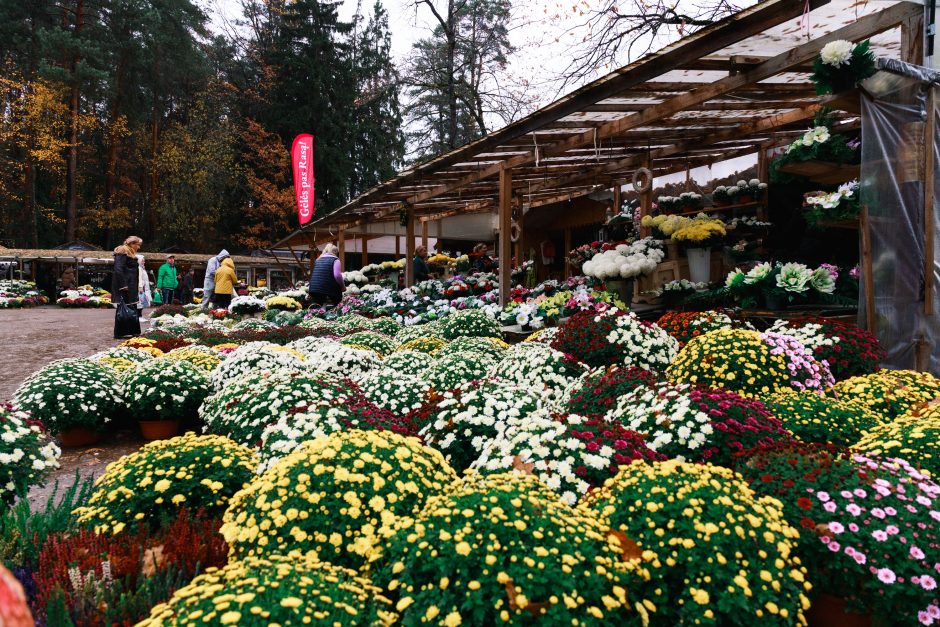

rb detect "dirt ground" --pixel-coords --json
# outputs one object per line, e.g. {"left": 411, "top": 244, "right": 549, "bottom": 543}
{"left": 0, "top": 306, "right": 149, "bottom": 507}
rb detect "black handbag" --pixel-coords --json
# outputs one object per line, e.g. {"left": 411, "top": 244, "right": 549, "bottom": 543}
{"left": 114, "top": 293, "right": 141, "bottom": 338}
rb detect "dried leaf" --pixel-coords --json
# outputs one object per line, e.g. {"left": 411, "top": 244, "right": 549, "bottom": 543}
{"left": 511, "top": 455, "right": 536, "bottom": 475}
{"left": 607, "top": 529, "right": 642, "bottom": 560}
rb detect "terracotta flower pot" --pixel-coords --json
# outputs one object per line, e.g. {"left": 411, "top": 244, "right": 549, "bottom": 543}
{"left": 807, "top": 594, "right": 872, "bottom": 627}
{"left": 138, "top": 419, "right": 181, "bottom": 441}
{"left": 57, "top": 426, "right": 102, "bottom": 448}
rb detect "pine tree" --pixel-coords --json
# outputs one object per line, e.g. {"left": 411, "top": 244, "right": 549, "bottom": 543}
{"left": 404, "top": 0, "right": 513, "bottom": 161}
{"left": 349, "top": 1, "right": 405, "bottom": 197}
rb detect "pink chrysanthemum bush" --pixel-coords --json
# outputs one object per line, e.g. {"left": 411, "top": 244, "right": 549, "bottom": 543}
{"left": 738, "top": 443, "right": 940, "bottom": 625}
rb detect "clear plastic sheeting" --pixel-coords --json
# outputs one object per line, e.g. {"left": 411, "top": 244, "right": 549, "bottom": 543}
{"left": 860, "top": 63, "right": 940, "bottom": 372}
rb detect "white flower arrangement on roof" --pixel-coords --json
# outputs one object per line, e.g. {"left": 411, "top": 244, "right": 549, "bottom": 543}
{"left": 820, "top": 40, "right": 855, "bottom": 67}
{"left": 228, "top": 295, "right": 267, "bottom": 315}
{"left": 209, "top": 344, "right": 307, "bottom": 390}
{"left": 787, "top": 126, "right": 831, "bottom": 153}
{"left": 358, "top": 371, "right": 431, "bottom": 416}
{"left": 0, "top": 403, "right": 60, "bottom": 503}
{"left": 581, "top": 237, "right": 665, "bottom": 280}
{"left": 487, "top": 343, "right": 588, "bottom": 405}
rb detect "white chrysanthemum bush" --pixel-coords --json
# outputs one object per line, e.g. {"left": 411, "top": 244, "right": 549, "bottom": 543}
{"left": 0, "top": 403, "right": 60, "bottom": 503}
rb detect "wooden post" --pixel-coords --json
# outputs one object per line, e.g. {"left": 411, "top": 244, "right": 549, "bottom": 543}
{"left": 498, "top": 165, "right": 512, "bottom": 306}
{"left": 405, "top": 205, "right": 415, "bottom": 287}
{"left": 337, "top": 227, "right": 346, "bottom": 268}
{"left": 924, "top": 86, "right": 936, "bottom": 317}
{"left": 612, "top": 182, "right": 621, "bottom": 216}
{"left": 860, "top": 205, "right": 876, "bottom": 334}
{"left": 421, "top": 220, "right": 429, "bottom": 250}
{"left": 395, "top": 235, "right": 400, "bottom": 258}
{"left": 563, "top": 228, "right": 572, "bottom": 279}
{"left": 361, "top": 236, "right": 368, "bottom": 266}
{"left": 639, "top": 160, "right": 653, "bottom": 238}
{"left": 901, "top": 11, "right": 925, "bottom": 64}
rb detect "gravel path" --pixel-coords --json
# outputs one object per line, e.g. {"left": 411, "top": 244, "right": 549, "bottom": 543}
{"left": 0, "top": 306, "right": 149, "bottom": 508}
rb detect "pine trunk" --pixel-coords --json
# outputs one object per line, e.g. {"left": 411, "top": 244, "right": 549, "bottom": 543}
{"left": 64, "top": 0, "right": 84, "bottom": 244}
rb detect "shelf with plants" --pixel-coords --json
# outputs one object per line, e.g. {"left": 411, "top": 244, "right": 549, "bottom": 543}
{"left": 776, "top": 160, "right": 860, "bottom": 185}
{"left": 676, "top": 199, "right": 766, "bottom": 216}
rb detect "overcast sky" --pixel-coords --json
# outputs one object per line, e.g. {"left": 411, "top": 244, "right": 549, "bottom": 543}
{"left": 203, "top": 0, "right": 759, "bottom": 184}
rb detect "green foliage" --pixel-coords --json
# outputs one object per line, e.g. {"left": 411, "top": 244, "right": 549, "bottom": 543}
{"left": 0, "top": 473, "right": 96, "bottom": 569}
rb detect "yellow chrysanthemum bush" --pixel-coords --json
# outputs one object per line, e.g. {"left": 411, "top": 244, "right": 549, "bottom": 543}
{"left": 220, "top": 430, "right": 457, "bottom": 569}
{"left": 583, "top": 460, "right": 812, "bottom": 625}
{"left": 833, "top": 370, "right": 940, "bottom": 419}
{"left": 854, "top": 403, "right": 940, "bottom": 476}
{"left": 73, "top": 433, "right": 257, "bottom": 534}
{"left": 163, "top": 345, "right": 222, "bottom": 372}
{"left": 368, "top": 472, "right": 663, "bottom": 626}
{"left": 396, "top": 336, "right": 447, "bottom": 355}
{"left": 761, "top": 391, "right": 885, "bottom": 447}
{"left": 137, "top": 552, "right": 397, "bottom": 627}
{"left": 667, "top": 328, "right": 833, "bottom": 396}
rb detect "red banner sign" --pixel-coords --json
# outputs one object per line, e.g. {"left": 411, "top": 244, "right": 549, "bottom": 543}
{"left": 291, "top": 134, "right": 315, "bottom": 225}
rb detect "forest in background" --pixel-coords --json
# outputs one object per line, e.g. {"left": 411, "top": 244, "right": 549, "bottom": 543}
{"left": 0, "top": 0, "right": 735, "bottom": 253}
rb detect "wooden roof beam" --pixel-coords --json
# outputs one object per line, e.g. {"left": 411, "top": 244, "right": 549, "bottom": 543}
{"left": 401, "top": 2, "right": 915, "bottom": 208}
{"left": 306, "top": 0, "right": 818, "bottom": 227}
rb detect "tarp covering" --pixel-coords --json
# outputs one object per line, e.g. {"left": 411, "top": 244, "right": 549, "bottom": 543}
{"left": 860, "top": 61, "right": 940, "bottom": 372}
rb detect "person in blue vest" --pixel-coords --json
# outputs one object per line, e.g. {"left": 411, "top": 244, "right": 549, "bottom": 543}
{"left": 308, "top": 243, "right": 345, "bottom": 307}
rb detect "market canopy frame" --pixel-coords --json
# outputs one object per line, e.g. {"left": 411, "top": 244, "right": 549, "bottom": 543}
{"left": 275, "top": 0, "right": 924, "bottom": 302}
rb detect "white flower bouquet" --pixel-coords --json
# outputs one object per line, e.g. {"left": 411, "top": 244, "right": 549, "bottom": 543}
{"left": 581, "top": 237, "right": 665, "bottom": 280}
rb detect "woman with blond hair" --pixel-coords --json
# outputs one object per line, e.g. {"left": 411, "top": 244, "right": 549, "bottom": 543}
{"left": 112, "top": 236, "right": 142, "bottom": 338}
{"left": 307, "top": 243, "right": 345, "bottom": 307}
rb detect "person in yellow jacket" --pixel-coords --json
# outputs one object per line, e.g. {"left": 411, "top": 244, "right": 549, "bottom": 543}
{"left": 212, "top": 257, "right": 237, "bottom": 308}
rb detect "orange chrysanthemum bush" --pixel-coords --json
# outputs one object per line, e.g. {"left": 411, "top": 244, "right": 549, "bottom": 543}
{"left": 584, "top": 460, "right": 812, "bottom": 625}
{"left": 220, "top": 430, "right": 457, "bottom": 570}
{"left": 368, "top": 472, "right": 664, "bottom": 626}
{"left": 655, "top": 310, "right": 742, "bottom": 348}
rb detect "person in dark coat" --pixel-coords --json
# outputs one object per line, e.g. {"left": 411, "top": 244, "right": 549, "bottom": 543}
{"left": 112, "top": 236, "right": 142, "bottom": 339}
{"left": 307, "top": 243, "right": 345, "bottom": 307}
{"left": 469, "top": 243, "right": 495, "bottom": 273}
{"left": 413, "top": 245, "right": 431, "bottom": 283}
{"left": 181, "top": 268, "right": 195, "bottom": 305}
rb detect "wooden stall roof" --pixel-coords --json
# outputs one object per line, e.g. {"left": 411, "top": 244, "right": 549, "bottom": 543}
{"left": 276, "top": 0, "right": 922, "bottom": 248}
{"left": 0, "top": 246, "right": 280, "bottom": 267}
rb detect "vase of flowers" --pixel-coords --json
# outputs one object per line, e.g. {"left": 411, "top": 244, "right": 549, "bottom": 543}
{"left": 686, "top": 247, "right": 711, "bottom": 284}
{"left": 812, "top": 39, "right": 877, "bottom": 94}
{"left": 581, "top": 237, "right": 665, "bottom": 309}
